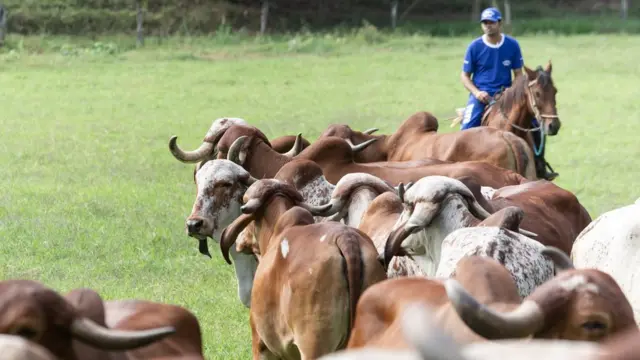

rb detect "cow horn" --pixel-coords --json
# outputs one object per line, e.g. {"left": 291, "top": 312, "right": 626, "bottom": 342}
{"left": 349, "top": 138, "right": 378, "bottom": 152}
{"left": 444, "top": 278, "right": 544, "bottom": 340}
{"left": 541, "top": 246, "right": 575, "bottom": 271}
{"left": 282, "top": 133, "right": 304, "bottom": 158}
{"left": 397, "top": 182, "right": 406, "bottom": 202}
{"left": 70, "top": 318, "right": 175, "bottom": 350}
{"left": 227, "top": 136, "right": 249, "bottom": 165}
{"left": 168, "top": 136, "right": 214, "bottom": 163}
{"left": 220, "top": 213, "right": 255, "bottom": 265}
{"left": 323, "top": 173, "right": 396, "bottom": 219}
{"left": 362, "top": 127, "right": 379, "bottom": 135}
{"left": 383, "top": 201, "right": 439, "bottom": 267}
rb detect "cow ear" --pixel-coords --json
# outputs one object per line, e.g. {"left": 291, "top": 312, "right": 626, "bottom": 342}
{"left": 65, "top": 288, "right": 106, "bottom": 326}
{"left": 477, "top": 206, "right": 523, "bottom": 233}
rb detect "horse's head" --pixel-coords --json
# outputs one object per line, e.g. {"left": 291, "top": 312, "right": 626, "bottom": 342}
{"left": 525, "top": 61, "right": 561, "bottom": 136}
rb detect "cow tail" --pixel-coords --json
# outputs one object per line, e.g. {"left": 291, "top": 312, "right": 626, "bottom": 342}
{"left": 335, "top": 232, "right": 364, "bottom": 343}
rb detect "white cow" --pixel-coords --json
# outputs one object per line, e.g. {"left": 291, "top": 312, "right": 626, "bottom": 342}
{"left": 570, "top": 198, "right": 640, "bottom": 325}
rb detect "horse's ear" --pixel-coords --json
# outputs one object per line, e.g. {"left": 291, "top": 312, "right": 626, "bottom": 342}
{"left": 524, "top": 66, "right": 537, "bottom": 79}
{"left": 545, "top": 59, "right": 552, "bottom": 73}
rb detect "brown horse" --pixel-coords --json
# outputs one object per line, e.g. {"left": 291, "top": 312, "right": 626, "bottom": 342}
{"left": 452, "top": 60, "right": 561, "bottom": 180}
{"left": 481, "top": 61, "right": 560, "bottom": 141}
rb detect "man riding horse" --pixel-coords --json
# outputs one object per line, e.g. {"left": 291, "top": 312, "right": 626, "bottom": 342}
{"left": 458, "top": 7, "right": 559, "bottom": 181}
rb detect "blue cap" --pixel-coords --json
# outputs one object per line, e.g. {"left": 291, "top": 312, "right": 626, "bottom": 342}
{"left": 480, "top": 7, "right": 502, "bottom": 22}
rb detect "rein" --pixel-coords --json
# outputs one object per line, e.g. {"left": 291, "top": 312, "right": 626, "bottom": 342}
{"left": 491, "top": 77, "right": 557, "bottom": 156}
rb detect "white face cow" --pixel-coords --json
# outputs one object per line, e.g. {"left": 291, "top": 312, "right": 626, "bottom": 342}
{"left": 383, "top": 176, "right": 536, "bottom": 276}
{"left": 185, "top": 159, "right": 258, "bottom": 308}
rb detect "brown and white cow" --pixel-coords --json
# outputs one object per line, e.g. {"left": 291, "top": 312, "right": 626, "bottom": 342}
{"left": 219, "top": 178, "right": 387, "bottom": 359}
{"left": 184, "top": 156, "right": 396, "bottom": 308}
{"left": 374, "top": 176, "right": 536, "bottom": 274}
{"left": 318, "top": 111, "right": 537, "bottom": 179}
{"left": 0, "top": 280, "right": 204, "bottom": 360}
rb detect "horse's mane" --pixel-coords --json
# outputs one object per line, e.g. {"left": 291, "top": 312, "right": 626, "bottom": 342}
{"left": 495, "top": 66, "right": 552, "bottom": 115}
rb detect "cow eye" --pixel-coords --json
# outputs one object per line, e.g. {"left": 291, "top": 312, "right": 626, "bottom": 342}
{"left": 12, "top": 326, "right": 39, "bottom": 339}
{"left": 581, "top": 320, "right": 607, "bottom": 331}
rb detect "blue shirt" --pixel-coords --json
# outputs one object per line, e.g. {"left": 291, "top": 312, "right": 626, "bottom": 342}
{"left": 462, "top": 34, "right": 523, "bottom": 94}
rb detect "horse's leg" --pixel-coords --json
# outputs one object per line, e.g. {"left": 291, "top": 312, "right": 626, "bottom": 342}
{"left": 531, "top": 117, "right": 558, "bottom": 180}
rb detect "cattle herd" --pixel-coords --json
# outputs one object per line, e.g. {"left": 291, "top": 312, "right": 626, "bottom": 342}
{"left": 2, "top": 111, "right": 639, "bottom": 360}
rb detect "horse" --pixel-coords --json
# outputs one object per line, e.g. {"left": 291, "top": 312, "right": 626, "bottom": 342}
{"left": 451, "top": 61, "right": 561, "bottom": 180}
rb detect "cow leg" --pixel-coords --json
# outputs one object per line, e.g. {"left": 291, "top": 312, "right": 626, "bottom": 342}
{"left": 251, "top": 317, "right": 281, "bottom": 360}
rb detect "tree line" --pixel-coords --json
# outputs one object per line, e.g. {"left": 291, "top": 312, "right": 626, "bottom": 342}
{"left": 0, "top": 0, "right": 635, "bottom": 45}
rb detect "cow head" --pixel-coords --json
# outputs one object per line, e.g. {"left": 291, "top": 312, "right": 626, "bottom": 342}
{"left": 318, "top": 124, "right": 386, "bottom": 162}
{"left": 185, "top": 159, "right": 258, "bottom": 253}
{"left": 168, "top": 117, "right": 249, "bottom": 164}
{"left": 445, "top": 246, "right": 638, "bottom": 343}
{"left": 382, "top": 176, "right": 537, "bottom": 272}
{"left": 0, "top": 280, "right": 174, "bottom": 359}
{"left": 220, "top": 179, "right": 334, "bottom": 265}
{"left": 320, "top": 172, "right": 397, "bottom": 227}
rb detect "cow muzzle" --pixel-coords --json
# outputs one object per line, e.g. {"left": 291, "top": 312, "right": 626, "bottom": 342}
{"left": 186, "top": 218, "right": 204, "bottom": 234}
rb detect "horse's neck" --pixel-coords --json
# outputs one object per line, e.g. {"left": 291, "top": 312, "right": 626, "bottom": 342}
{"left": 489, "top": 89, "right": 534, "bottom": 140}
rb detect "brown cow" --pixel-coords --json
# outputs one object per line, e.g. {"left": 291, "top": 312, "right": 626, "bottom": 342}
{"left": 318, "top": 111, "right": 537, "bottom": 179}
{"left": 446, "top": 246, "right": 638, "bottom": 342}
{"left": 320, "top": 302, "right": 640, "bottom": 360}
{"left": 457, "top": 177, "right": 592, "bottom": 255}
{"left": 214, "top": 124, "right": 527, "bottom": 188}
{"left": 219, "top": 179, "right": 387, "bottom": 359}
{"left": 344, "top": 247, "right": 636, "bottom": 353}
{"left": 0, "top": 280, "right": 204, "bottom": 360}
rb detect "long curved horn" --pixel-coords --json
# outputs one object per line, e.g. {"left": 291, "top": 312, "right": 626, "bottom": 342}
{"left": 541, "top": 246, "right": 575, "bottom": 271}
{"left": 227, "top": 136, "right": 249, "bottom": 165}
{"left": 322, "top": 173, "right": 396, "bottom": 219}
{"left": 444, "top": 278, "right": 544, "bottom": 340}
{"left": 383, "top": 201, "right": 439, "bottom": 267}
{"left": 168, "top": 136, "right": 214, "bottom": 163}
{"left": 282, "top": 133, "right": 304, "bottom": 158}
{"left": 220, "top": 213, "right": 255, "bottom": 265}
{"left": 70, "top": 318, "right": 175, "bottom": 350}
{"left": 362, "top": 128, "right": 379, "bottom": 135}
{"left": 350, "top": 138, "right": 378, "bottom": 153}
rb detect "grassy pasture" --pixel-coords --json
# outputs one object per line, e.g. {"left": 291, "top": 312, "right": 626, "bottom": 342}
{"left": 0, "top": 31, "right": 638, "bottom": 358}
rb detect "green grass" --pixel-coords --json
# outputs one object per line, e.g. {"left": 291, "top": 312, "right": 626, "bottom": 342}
{"left": 0, "top": 31, "right": 638, "bottom": 358}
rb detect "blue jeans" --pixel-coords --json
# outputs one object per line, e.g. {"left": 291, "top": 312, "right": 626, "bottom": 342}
{"left": 460, "top": 92, "right": 540, "bottom": 130}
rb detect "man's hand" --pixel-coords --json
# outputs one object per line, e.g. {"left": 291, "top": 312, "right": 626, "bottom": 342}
{"left": 474, "top": 90, "right": 491, "bottom": 104}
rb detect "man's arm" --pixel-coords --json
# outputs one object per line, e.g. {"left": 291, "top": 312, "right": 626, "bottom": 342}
{"left": 460, "top": 43, "right": 484, "bottom": 99}
{"left": 461, "top": 71, "right": 481, "bottom": 97}
{"left": 512, "top": 67, "right": 523, "bottom": 80}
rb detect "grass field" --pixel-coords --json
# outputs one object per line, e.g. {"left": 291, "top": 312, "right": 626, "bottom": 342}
{"left": 0, "top": 29, "right": 638, "bottom": 358}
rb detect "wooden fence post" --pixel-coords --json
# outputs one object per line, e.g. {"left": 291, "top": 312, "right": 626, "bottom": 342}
{"left": 136, "top": 0, "right": 144, "bottom": 47}
{"left": 0, "top": 5, "right": 7, "bottom": 47}
{"left": 260, "top": 0, "right": 269, "bottom": 35}
{"left": 391, "top": 0, "right": 399, "bottom": 30}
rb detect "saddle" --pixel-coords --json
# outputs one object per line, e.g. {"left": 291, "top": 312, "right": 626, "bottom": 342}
{"left": 450, "top": 88, "right": 505, "bottom": 128}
